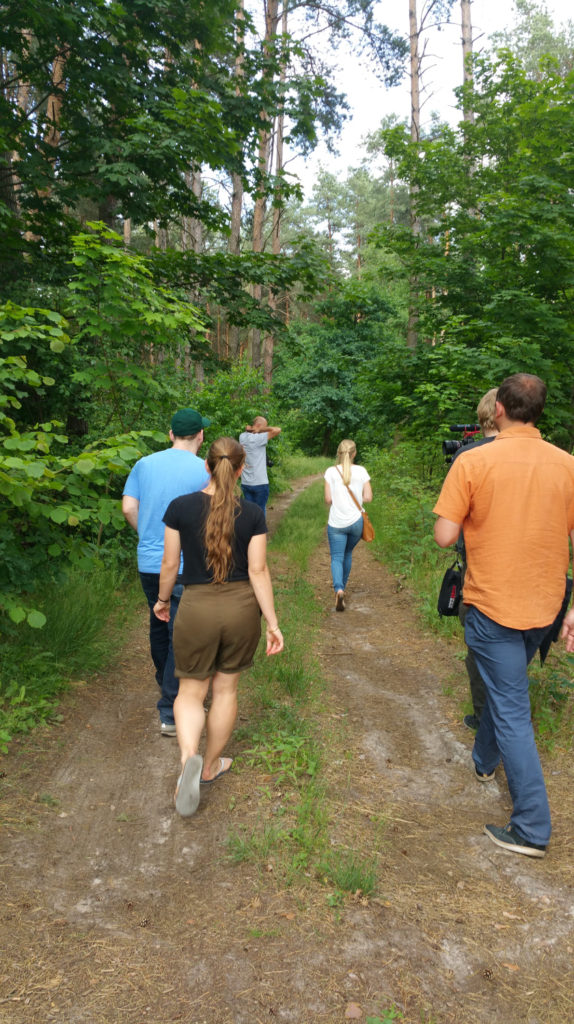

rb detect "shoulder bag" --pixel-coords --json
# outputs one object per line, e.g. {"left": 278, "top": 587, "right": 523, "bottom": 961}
{"left": 437, "top": 557, "right": 462, "bottom": 616}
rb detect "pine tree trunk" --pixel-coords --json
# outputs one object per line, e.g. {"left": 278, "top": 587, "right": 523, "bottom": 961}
{"left": 407, "top": 0, "right": 421, "bottom": 350}
{"left": 263, "top": 3, "right": 287, "bottom": 386}
{"left": 44, "top": 49, "right": 68, "bottom": 151}
{"left": 183, "top": 167, "right": 203, "bottom": 253}
{"left": 461, "top": 0, "right": 474, "bottom": 125}
{"left": 251, "top": 0, "right": 280, "bottom": 370}
{"left": 2, "top": 40, "right": 33, "bottom": 216}
{"left": 228, "top": 0, "right": 245, "bottom": 361}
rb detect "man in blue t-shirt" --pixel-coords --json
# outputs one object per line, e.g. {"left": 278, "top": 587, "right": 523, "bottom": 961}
{"left": 122, "top": 408, "right": 211, "bottom": 735}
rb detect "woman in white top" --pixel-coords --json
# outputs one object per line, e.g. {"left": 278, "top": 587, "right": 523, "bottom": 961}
{"left": 324, "top": 439, "right": 373, "bottom": 611}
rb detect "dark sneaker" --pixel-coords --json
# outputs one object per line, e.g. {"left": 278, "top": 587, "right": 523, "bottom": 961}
{"left": 160, "top": 722, "right": 177, "bottom": 737}
{"left": 484, "top": 823, "right": 546, "bottom": 858}
{"left": 475, "top": 764, "right": 496, "bottom": 782}
{"left": 463, "top": 714, "right": 480, "bottom": 732}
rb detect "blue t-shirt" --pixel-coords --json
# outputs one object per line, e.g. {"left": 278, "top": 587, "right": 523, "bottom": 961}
{"left": 123, "top": 448, "right": 209, "bottom": 572}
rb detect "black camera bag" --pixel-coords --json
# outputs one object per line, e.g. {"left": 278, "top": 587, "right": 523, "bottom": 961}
{"left": 437, "top": 559, "right": 462, "bottom": 617}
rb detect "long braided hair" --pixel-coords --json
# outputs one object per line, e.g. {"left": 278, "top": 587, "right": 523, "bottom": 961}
{"left": 336, "top": 439, "right": 357, "bottom": 486}
{"left": 204, "top": 437, "right": 245, "bottom": 584}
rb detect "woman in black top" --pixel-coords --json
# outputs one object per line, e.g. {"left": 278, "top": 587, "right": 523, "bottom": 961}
{"left": 154, "top": 436, "right": 284, "bottom": 817}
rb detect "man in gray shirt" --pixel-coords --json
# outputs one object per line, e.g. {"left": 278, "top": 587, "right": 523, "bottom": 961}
{"left": 239, "top": 416, "right": 281, "bottom": 516}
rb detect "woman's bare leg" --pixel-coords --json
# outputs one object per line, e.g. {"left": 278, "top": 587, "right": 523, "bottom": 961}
{"left": 202, "top": 671, "right": 240, "bottom": 780}
{"left": 174, "top": 676, "right": 210, "bottom": 768}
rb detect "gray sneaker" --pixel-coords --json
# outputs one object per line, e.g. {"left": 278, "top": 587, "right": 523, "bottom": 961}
{"left": 160, "top": 722, "right": 177, "bottom": 737}
{"left": 484, "top": 822, "right": 546, "bottom": 858}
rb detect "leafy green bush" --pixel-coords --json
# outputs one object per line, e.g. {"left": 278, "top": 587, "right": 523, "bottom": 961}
{"left": 0, "top": 566, "right": 140, "bottom": 749}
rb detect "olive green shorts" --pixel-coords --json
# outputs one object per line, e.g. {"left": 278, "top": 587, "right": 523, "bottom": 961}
{"left": 173, "top": 580, "right": 261, "bottom": 679}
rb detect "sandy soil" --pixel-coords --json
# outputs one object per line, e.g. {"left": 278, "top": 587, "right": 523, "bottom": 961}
{"left": 1, "top": 478, "right": 573, "bottom": 1024}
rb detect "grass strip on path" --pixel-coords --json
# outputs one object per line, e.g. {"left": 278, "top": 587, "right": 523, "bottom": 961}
{"left": 229, "top": 478, "right": 381, "bottom": 902}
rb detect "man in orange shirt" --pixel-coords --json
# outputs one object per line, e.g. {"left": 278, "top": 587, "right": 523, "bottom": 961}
{"left": 434, "top": 374, "right": 574, "bottom": 858}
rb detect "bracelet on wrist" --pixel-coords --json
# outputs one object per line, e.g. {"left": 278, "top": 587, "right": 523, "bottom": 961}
{"left": 157, "top": 597, "right": 170, "bottom": 604}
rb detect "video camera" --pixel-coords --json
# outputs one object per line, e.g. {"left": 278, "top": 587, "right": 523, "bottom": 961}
{"left": 442, "top": 424, "right": 481, "bottom": 463}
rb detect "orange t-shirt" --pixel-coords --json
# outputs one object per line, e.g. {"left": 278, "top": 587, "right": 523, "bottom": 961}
{"left": 433, "top": 425, "right": 574, "bottom": 629}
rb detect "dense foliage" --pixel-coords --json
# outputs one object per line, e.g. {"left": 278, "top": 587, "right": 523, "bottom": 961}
{"left": 275, "top": 47, "right": 574, "bottom": 455}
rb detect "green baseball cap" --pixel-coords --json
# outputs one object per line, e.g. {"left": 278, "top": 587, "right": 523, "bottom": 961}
{"left": 170, "top": 408, "right": 211, "bottom": 437}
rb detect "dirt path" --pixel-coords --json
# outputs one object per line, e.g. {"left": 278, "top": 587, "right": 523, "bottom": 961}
{"left": 1, "top": 479, "right": 573, "bottom": 1023}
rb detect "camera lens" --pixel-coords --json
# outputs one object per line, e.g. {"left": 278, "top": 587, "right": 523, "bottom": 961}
{"left": 442, "top": 439, "right": 461, "bottom": 456}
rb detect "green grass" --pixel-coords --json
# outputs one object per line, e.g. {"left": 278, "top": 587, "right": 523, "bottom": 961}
{"left": 319, "top": 849, "right": 378, "bottom": 897}
{"left": 0, "top": 565, "right": 141, "bottom": 750}
{"left": 270, "top": 451, "right": 330, "bottom": 496}
{"left": 271, "top": 479, "right": 327, "bottom": 571}
{"left": 366, "top": 1011, "right": 405, "bottom": 1024}
{"left": 281, "top": 452, "right": 331, "bottom": 478}
{"left": 529, "top": 655, "right": 574, "bottom": 750}
{"left": 227, "top": 479, "right": 387, "bottom": 898}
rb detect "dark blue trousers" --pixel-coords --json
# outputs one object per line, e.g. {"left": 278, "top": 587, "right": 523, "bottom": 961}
{"left": 139, "top": 572, "right": 183, "bottom": 725}
{"left": 465, "top": 605, "right": 552, "bottom": 845}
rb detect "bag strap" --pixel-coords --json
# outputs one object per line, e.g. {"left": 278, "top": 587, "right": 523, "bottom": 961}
{"left": 337, "top": 466, "right": 364, "bottom": 513}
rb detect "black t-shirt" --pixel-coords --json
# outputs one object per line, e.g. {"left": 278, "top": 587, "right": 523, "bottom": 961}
{"left": 163, "top": 491, "right": 267, "bottom": 584}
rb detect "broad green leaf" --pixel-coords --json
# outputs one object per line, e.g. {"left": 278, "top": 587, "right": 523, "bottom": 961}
{"left": 27, "top": 610, "right": 47, "bottom": 629}
{"left": 50, "top": 508, "right": 68, "bottom": 524}
{"left": 73, "top": 459, "right": 96, "bottom": 475}
{"left": 24, "top": 463, "right": 45, "bottom": 478}
{"left": 8, "top": 606, "right": 27, "bottom": 624}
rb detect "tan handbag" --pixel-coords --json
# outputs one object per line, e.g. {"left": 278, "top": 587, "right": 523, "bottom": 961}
{"left": 336, "top": 468, "right": 375, "bottom": 543}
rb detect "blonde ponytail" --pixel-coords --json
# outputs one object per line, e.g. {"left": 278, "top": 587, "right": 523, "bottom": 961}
{"left": 336, "top": 439, "right": 357, "bottom": 486}
{"left": 204, "top": 437, "right": 245, "bottom": 584}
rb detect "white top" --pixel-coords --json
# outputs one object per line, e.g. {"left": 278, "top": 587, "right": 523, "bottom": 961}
{"left": 324, "top": 464, "right": 370, "bottom": 528}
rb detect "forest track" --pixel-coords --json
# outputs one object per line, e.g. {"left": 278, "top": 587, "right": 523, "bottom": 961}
{"left": 1, "top": 477, "right": 573, "bottom": 1024}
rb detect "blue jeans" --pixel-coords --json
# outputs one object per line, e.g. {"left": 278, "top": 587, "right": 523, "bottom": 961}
{"left": 327, "top": 518, "right": 363, "bottom": 593}
{"left": 242, "top": 483, "right": 269, "bottom": 516}
{"left": 139, "top": 572, "right": 184, "bottom": 725}
{"left": 465, "top": 605, "right": 552, "bottom": 845}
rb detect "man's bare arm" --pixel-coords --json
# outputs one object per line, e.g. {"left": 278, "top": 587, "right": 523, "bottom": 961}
{"left": 122, "top": 495, "right": 139, "bottom": 530}
{"left": 250, "top": 423, "right": 281, "bottom": 436}
{"left": 434, "top": 516, "right": 461, "bottom": 548}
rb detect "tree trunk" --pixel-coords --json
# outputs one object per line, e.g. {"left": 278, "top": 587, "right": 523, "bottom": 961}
{"left": 263, "top": 3, "right": 287, "bottom": 385}
{"left": 228, "top": 0, "right": 245, "bottom": 361}
{"left": 182, "top": 167, "right": 203, "bottom": 253}
{"left": 407, "top": 0, "right": 421, "bottom": 349}
{"left": 2, "top": 39, "right": 33, "bottom": 216}
{"left": 409, "top": 0, "right": 420, "bottom": 148}
{"left": 251, "top": 0, "right": 280, "bottom": 370}
{"left": 461, "top": 0, "right": 474, "bottom": 125}
{"left": 154, "top": 221, "right": 167, "bottom": 249}
{"left": 44, "top": 49, "right": 68, "bottom": 151}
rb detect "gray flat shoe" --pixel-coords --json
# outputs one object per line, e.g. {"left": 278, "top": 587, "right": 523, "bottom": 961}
{"left": 201, "top": 756, "right": 233, "bottom": 784}
{"left": 174, "top": 755, "right": 203, "bottom": 816}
